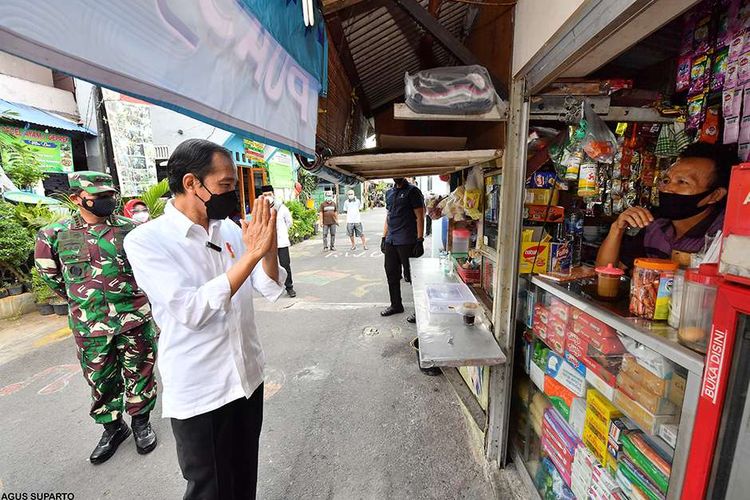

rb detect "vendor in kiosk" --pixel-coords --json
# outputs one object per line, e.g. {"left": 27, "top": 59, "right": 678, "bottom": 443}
{"left": 596, "top": 142, "right": 736, "bottom": 269}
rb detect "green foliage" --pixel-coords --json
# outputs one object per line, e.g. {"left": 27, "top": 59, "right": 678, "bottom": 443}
{"left": 298, "top": 168, "right": 318, "bottom": 202}
{"left": 285, "top": 200, "right": 317, "bottom": 244}
{"left": 139, "top": 178, "right": 170, "bottom": 218}
{"left": 14, "top": 202, "right": 68, "bottom": 234}
{"left": 0, "top": 201, "right": 34, "bottom": 281}
{"left": 0, "top": 120, "right": 46, "bottom": 189}
{"left": 30, "top": 266, "right": 56, "bottom": 303}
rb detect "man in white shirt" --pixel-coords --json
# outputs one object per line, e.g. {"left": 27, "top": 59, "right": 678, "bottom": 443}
{"left": 261, "top": 184, "right": 296, "bottom": 297}
{"left": 343, "top": 189, "right": 367, "bottom": 251}
{"left": 124, "top": 139, "right": 285, "bottom": 500}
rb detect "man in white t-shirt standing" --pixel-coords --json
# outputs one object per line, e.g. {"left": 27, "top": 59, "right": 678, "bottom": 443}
{"left": 262, "top": 185, "right": 296, "bottom": 297}
{"left": 344, "top": 189, "right": 367, "bottom": 251}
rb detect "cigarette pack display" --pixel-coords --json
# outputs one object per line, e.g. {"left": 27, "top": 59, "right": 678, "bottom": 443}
{"left": 608, "top": 417, "right": 639, "bottom": 459}
{"left": 545, "top": 375, "right": 576, "bottom": 421}
{"left": 546, "top": 351, "right": 587, "bottom": 397}
{"left": 587, "top": 388, "right": 623, "bottom": 424}
{"left": 619, "top": 457, "right": 666, "bottom": 500}
{"left": 621, "top": 434, "right": 670, "bottom": 494}
{"left": 549, "top": 297, "right": 573, "bottom": 323}
{"left": 586, "top": 367, "right": 616, "bottom": 400}
{"left": 545, "top": 315, "right": 567, "bottom": 355}
{"left": 614, "top": 389, "right": 677, "bottom": 435}
{"left": 571, "top": 311, "right": 617, "bottom": 342}
{"left": 569, "top": 397, "right": 587, "bottom": 438}
{"left": 667, "top": 373, "right": 686, "bottom": 406}
{"left": 621, "top": 356, "right": 671, "bottom": 396}
{"left": 616, "top": 371, "right": 678, "bottom": 415}
{"left": 657, "top": 423, "right": 677, "bottom": 448}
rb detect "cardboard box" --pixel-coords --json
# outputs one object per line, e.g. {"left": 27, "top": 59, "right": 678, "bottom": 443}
{"left": 571, "top": 311, "right": 617, "bottom": 341}
{"left": 569, "top": 397, "right": 587, "bottom": 438}
{"left": 549, "top": 297, "right": 573, "bottom": 323}
{"left": 658, "top": 423, "right": 678, "bottom": 448}
{"left": 614, "top": 389, "right": 677, "bottom": 435}
{"left": 585, "top": 367, "right": 616, "bottom": 401}
{"left": 534, "top": 303, "right": 550, "bottom": 325}
{"left": 520, "top": 226, "right": 551, "bottom": 274}
{"left": 668, "top": 373, "right": 686, "bottom": 406}
{"left": 587, "top": 388, "right": 623, "bottom": 423}
{"left": 545, "top": 316, "right": 567, "bottom": 355}
{"left": 545, "top": 375, "right": 575, "bottom": 420}
{"left": 621, "top": 355, "right": 670, "bottom": 397}
{"left": 525, "top": 188, "right": 559, "bottom": 205}
{"left": 546, "top": 351, "right": 587, "bottom": 397}
{"left": 524, "top": 204, "right": 565, "bottom": 223}
{"left": 617, "top": 371, "right": 678, "bottom": 415}
{"left": 530, "top": 360, "right": 545, "bottom": 392}
{"left": 583, "top": 425, "right": 610, "bottom": 467}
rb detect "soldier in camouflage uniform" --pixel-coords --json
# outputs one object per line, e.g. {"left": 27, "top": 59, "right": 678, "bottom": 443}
{"left": 34, "top": 171, "right": 158, "bottom": 464}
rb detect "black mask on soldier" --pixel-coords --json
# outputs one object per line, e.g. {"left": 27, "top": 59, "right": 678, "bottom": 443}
{"left": 82, "top": 195, "right": 117, "bottom": 217}
{"left": 653, "top": 190, "right": 714, "bottom": 221}
{"left": 196, "top": 183, "right": 239, "bottom": 220}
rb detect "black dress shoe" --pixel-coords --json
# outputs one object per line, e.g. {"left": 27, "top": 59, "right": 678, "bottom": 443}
{"left": 381, "top": 306, "right": 405, "bottom": 317}
{"left": 133, "top": 422, "right": 157, "bottom": 455}
{"left": 406, "top": 314, "right": 416, "bottom": 324}
{"left": 90, "top": 421, "right": 131, "bottom": 464}
{"left": 287, "top": 288, "right": 297, "bottom": 298}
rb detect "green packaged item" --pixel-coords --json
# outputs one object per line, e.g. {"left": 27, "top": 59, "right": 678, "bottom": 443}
{"left": 619, "top": 457, "right": 665, "bottom": 500}
{"left": 622, "top": 434, "right": 669, "bottom": 493}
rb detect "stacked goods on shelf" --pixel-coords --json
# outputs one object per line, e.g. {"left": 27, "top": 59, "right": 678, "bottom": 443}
{"left": 590, "top": 463, "right": 625, "bottom": 499}
{"left": 583, "top": 389, "right": 623, "bottom": 469}
{"left": 534, "top": 456, "right": 576, "bottom": 500}
{"left": 608, "top": 417, "right": 640, "bottom": 466}
{"left": 542, "top": 407, "right": 581, "bottom": 487}
{"left": 571, "top": 444, "right": 596, "bottom": 499}
{"left": 614, "top": 355, "right": 679, "bottom": 435}
{"left": 530, "top": 391, "right": 551, "bottom": 437}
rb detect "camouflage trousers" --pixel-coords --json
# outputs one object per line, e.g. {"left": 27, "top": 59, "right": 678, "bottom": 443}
{"left": 73, "top": 321, "right": 158, "bottom": 424}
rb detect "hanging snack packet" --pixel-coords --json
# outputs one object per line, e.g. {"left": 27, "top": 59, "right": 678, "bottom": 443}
{"left": 740, "top": 51, "right": 750, "bottom": 85}
{"left": 676, "top": 55, "right": 692, "bottom": 93}
{"left": 711, "top": 48, "right": 730, "bottom": 91}
{"left": 687, "top": 93, "right": 707, "bottom": 131}
{"left": 689, "top": 55, "right": 710, "bottom": 95}
{"left": 717, "top": 10, "right": 732, "bottom": 48}
{"left": 680, "top": 12, "right": 696, "bottom": 55}
{"left": 730, "top": 30, "right": 747, "bottom": 62}
{"left": 700, "top": 107, "right": 721, "bottom": 144}
{"left": 725, "top": 116, "right": 741, "bottom": 143}
{"left": 724, "top": 88, "right": 743, "bottom": 117}
{"left": 740, "top": 115, "right": 750, "bottom": 143}
{"left": 727, "top": 60, "right": 740, "bottom": 89}
{"left": 739, "top": 142, "right": 750, "bottom": 161}
{"left": 743, "top": 85, "right": 750, "bottom": 115}
{"left": 693, "top": 10, "right": 714, "bottom": 55}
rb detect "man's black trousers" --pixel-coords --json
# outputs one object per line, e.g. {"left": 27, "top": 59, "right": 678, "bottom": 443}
{"left": 384, "top": 242, "right": 414, "bottom": 310}
{"left": 171, "top": 384, "right": 264, "bottom": 500}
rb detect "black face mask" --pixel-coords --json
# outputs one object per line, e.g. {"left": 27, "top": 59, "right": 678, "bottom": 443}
{"left": 197, "top": 183, "right": 239, "bottom": 220}
{"left": 82, "top": 196, "right": 117, "bottom": 217}
{"left": 653, "top": 190, "right": 714, "bottom": 221}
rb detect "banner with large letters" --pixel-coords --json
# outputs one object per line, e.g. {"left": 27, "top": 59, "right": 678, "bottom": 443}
{"left": 0, "top": 0, "right": 325, "bottom": 157}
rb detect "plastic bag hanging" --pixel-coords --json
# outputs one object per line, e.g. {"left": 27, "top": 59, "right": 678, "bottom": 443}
{"left": 581, "top": 100, "right": 617, "bottom": 163}
{"left": 404, "top": 65, "right": 500, "bottom": 115}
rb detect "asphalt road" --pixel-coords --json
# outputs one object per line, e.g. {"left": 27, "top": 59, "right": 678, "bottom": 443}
{"left": 0, "top": 207, "right": 523, "bottom": 500}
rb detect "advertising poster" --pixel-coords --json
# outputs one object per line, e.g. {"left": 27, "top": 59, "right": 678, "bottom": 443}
{"left": 103, "top": 89, "right": 158, "bottom": 197}
{"left": 244, "top": 140, "right": 265, "bottom": 162}
{"left": 267, "top": 149, "right": 295, "bottom": 189}
{"left": 0, "top": 125, "right": 73, "bottom": 173}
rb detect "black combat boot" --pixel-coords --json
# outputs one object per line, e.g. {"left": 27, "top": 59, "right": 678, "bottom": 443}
{"left": 90, "top": 419, "right": 131, "bottom": 464}
{"left": 132, "top": 413, "right": 157, "bottom": 455}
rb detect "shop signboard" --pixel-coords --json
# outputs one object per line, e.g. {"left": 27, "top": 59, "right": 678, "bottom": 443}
{"left": 0, "top": 0, "right": 323, "bottom": 157}
{"left": 0, "top": 125, "right": 73, "bottom": 173}
{"left": 244, "top": 140, "right": 265, "bottom": 162}
{"left": 103, "top": 90, "right": 158, "bottom": 197}
{"left": 267, "top": 149, "right": 295, "bottom": 189}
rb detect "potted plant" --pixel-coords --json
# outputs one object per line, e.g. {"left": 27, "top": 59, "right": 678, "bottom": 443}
{"left": 31, "top": 268, "right": 55, "bottom": 315}
{"left": 0, "top": 282, "right": 8, "bottom": 299}
{"left": 0, "top": 201, "right": 34, "bottom": 289}
{"left": 7, "top": 280, "right": 24, "bottom": 295}
{"left": 50, "top": 297, "right": 68, "bottom": 316}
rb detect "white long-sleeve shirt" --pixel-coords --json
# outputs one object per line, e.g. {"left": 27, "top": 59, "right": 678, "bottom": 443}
{"left": 275, "top": 201, "right": 293, "bottom": 249}
{"left": 123, "top": 201, "right": 286, "bottom": 420}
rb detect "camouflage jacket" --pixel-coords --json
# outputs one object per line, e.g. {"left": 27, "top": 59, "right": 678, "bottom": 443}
{"left": 34, "top": 213, "right": 151, "bottom": 337}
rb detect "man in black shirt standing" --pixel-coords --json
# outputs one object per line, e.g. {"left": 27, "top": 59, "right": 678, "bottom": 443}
{"left": 380, "top": 177, "right": 425, "bottom": 323}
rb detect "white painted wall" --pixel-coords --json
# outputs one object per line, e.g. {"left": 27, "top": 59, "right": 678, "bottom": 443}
{"left": 149, "top": 106, "right": 232, "bottom": 157}
{"left": 0, "top": 73, "right": 79, "bottom": 118}
{"left": 0, "top": 52, "right": 53, "bottom": 86}
{"left": 74, "top": 79, "right": 105, "bottom": 172}
{"left": 512, "top": 0, "right": 587, "bottom": 76}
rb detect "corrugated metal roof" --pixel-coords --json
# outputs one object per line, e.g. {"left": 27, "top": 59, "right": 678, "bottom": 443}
{"left": 0, "top": 98, "right": 95, "bottom": 135}
{"left": 338, "top": 0, "right": 472, "bottom": 111}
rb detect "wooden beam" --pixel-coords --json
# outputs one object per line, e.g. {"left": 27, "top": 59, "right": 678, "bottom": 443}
{"left": 327, "top": 14, "right": 372, "bottom": 115}
{"left": 393, "top": 102, "right": 508, "bottom": 122}
{"left": 327, "top": 149, "right": 501, "bottom": 168}
{"left": 392, "top": 0, "right": 508, "bottom": 100}
{"left": 322, "top": 0, "right": 369, "bottom": 14}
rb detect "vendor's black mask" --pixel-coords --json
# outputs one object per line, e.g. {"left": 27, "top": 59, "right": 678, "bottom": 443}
{"left": 197, "top": 183, "right": 239, "bottom": 220}
{"left": 653, "top": 190, "right": 714, "bottom": 221}
{"left": 82, "top": 195, "right": 117, "bottom": 217}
